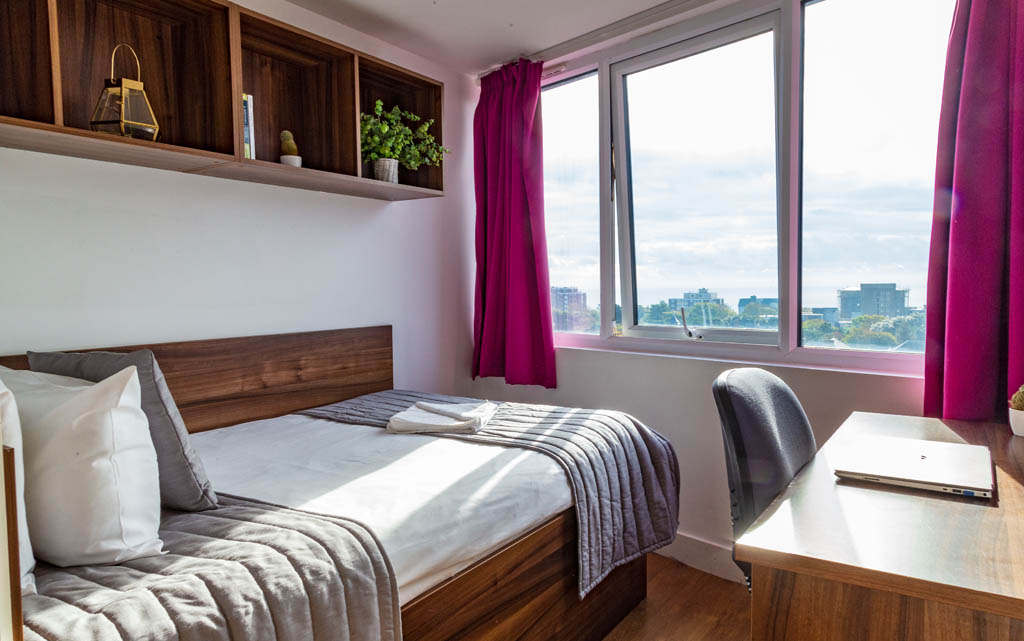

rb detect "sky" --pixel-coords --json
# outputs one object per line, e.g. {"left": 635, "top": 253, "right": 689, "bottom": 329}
{"left": 542, "top": 0, "right": 956, "bottom": 311}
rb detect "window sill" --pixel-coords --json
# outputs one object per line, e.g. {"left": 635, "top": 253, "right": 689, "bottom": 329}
{"left": 552, "top": 332, "right": 924, "bottom": 378}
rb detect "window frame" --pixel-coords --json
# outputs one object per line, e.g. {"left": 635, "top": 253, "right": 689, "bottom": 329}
{"left": 540, "top": 0, "right": 927, "bottom": 377}
{"left": 612, "top": 13, "right": 784, "bottom": 346}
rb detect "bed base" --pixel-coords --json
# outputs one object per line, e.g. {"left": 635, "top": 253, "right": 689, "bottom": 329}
{"left": 1, "top": 327, "right": 648, "bottom": 640}
{"left": 403, "top": 509, "right": 646, "bottom": 641}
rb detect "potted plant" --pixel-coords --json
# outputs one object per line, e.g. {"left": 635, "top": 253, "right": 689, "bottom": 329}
{"left": 360, "top": 99, "right": 449, "bottom": 183}
{"left": 1010, "top": 384, "right": 1024, "bottom": 436}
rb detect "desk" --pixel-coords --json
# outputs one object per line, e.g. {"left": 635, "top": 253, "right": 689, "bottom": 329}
{"left": 735, "top": 412, "right": 1024, "bottom": 641}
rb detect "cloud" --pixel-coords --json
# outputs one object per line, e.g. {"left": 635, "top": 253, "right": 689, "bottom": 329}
{"left": 540, "top": 0, "right": 953, "bottom": 310}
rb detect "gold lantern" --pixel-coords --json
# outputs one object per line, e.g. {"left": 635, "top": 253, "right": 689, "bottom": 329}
{"left": 89, "top": 44, "right": 159, "bottom": 141}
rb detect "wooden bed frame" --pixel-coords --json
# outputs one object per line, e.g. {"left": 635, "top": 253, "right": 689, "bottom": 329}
{"left": 0, "top": 326, "right": 646, "bottom": 641}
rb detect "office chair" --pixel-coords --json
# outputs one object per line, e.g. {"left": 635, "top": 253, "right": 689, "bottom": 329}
{"left": 712, "top": 368, "right": 816, "bottom": 589}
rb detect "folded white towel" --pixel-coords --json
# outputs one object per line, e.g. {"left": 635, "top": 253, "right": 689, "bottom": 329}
{"left": 387, "top": 400, "right": 498, "bottom": 434}
{"left": 415, "top": 400, "right": 497, "bottom": 422}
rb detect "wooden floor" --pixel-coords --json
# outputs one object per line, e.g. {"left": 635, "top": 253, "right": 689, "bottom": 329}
{"left": 603, "top": 554, "right": 751, "bottom": 641}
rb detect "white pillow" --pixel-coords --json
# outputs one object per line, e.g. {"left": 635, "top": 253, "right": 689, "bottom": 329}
{"left": 0, "top": 365, "right": 163, "bottom": 566}
{"left": 0, "top": 379, "right": 35, "bottom": 594}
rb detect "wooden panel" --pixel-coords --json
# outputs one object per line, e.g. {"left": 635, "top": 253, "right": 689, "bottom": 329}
{"left": 358, "top": 58, "right": 443, "bottom": 191}
{"left": 0, "top": 118, "right": 233, "bottom": 171}
{"left": 46, "top": 0, "right": 63, "bottom": 125}
{"left": 240, "top": 13, "right": 356, "bottom": 175}
{"left": 55, "top": 0, "right": 233, "bottom": 154}
{"left": 736, "top": 412, "right": 1024, "bottom": 619}
{"left": 0, "top": 0, "right": 54, "bottom": 124}
{"left": 0, "top": 326, "right": 393, "bottom": 433}
{"left": 752, "top": 566, "right": 1024, "bottom": 641}
{"left": 196, "top": 158, "right": 444, "bottom": 200}
{"left": 403, "top": 509, "right": 647, "bottom": 641}
{"left": 3, "top": 448, "right": 22, "bottom": 641}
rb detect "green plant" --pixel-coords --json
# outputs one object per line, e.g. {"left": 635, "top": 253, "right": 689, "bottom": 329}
{"left": 360, "top": 99, "right": 449, "bottom": 170}
{"left": 1011, "top": 384, "right": 1024, "bottom": 411}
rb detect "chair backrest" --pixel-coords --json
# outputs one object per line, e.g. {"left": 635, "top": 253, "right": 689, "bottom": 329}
{"left": 713, "top": 368, "right": 816, "bottom": 541}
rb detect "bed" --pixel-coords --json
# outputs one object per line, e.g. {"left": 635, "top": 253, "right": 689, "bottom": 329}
{"left": 0, "top": 326, "right": 654, "bottom": 641}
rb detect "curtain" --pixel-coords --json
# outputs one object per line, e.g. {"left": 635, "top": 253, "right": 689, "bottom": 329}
{"left": 472, "top": 59, "right": 557, "bottom": 388}
{"left": 924, "top": 0, "right": 1024, "bottom": 419}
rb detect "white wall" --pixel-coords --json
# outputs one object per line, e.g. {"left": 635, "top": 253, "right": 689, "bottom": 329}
{"left": 459, "top": 347, "right": 924, "bottom": 581}
{"left": 0, "top": 0, "right": 477, "bottom": 395}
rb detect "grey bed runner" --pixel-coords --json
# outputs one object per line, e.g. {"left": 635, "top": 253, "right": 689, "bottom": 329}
{"left": 300, "top": 390, "right": 680, "bottom": 599}
{"left": 23, "top": 496, "right": 401, "bottom": 641}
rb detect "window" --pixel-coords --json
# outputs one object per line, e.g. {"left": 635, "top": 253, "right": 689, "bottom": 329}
{"left": 800, "top": 0, "right": 956, "bottom": 354}
{"left": 539, "top": 0, "right": 953, "bottom": 373}
{"left": 614, "top": 17, "right": 780, "bottom": 344}
{"left": 543, "top": 73, "right": 601, "bottom": 334}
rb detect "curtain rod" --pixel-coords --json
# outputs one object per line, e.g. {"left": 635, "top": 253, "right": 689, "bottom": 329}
{"left": 476, "top": 59, "right": 566, "bottom": 81}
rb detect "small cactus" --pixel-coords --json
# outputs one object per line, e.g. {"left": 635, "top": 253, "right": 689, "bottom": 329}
{"left": 280, "top": 130, "right": 299, "bottom": 156}
{"left": 1012, "top": 385, "right": 1024, "bottom": 411}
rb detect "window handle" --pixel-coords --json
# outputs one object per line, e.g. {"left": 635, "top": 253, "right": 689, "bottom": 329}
{"left": 680, "top": 308, "right": 704, "bottom": 340}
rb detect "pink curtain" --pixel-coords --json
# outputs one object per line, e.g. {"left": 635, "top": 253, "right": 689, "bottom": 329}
{"left": 472, "top": 59, "right": 557, "bottom": 388}
{"left": 925, "top": 0, "right": 1024, "bottom": 419}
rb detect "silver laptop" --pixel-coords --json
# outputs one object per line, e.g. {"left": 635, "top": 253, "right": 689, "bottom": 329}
{"left": 833, "top": 435, "right": 994, "bottom": 498}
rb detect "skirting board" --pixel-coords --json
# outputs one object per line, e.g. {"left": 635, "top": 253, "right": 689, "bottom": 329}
{"left": 659, "top": 530, "right": 745, "bottom": 584}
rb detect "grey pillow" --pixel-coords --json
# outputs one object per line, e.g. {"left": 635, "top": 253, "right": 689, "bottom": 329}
{"left": 27, "top": 349, "right": 218, "bottom": 512}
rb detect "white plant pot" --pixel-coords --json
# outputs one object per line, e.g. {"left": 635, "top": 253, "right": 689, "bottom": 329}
{"left": 280, "top": 155, "right": 302, "bottom": 167}
{"left": 1010, "top": 408, "right": 1024, "bottom": 437}
{"left": 374, "top": 158, "right": 399, "bottom": 183}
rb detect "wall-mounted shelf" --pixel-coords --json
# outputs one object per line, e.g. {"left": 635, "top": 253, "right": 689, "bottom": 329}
{"left": 0, "top": 0, "right": 445, "bottom": 201}
{"left": 197, "top": 158, "right": 445, "bottom": 200}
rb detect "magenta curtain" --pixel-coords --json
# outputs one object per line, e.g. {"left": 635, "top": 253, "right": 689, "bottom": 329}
{"left": 472, "top": 59, "right": 557, "bottom": 388}
{"left": 924, "top": 0, "right": 1024, "bottom": 419}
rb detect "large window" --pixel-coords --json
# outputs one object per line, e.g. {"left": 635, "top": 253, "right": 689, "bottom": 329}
{"left": 539, "top": 0, "right": 953, "bottom": 372}
{"left": 543, "top": 73, "right": 601, "bottom": 334}
{"left": 615, "top": 23, "right": 779, "bottom": 341}
{"left": 800, "top": 0, "right": 955, "bottom": 353}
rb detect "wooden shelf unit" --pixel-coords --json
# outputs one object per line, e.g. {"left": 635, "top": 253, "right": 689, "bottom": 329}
{"left": 358, "top": 58, "right": 443, "bottom": 191}
{"left": 0, "top": 0, "right": 445, "bottom": 201}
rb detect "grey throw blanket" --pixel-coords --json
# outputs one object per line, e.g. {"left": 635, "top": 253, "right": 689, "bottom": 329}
{"left": 300, "top": 390, "right": 680, "bottom": 598}
{"left": 23, "top": 496, "right": 401, "bottom": 641}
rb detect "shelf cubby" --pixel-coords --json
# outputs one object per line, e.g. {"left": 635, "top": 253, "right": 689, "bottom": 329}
{"left": 358, "top": 58, "right": 443, "bottom": 191}
{"left": 56, "top": 0, "right": 234, "bottom": 154}
{"left": 0, "top": 0, "right": 55, "bottom": 124}
{"left": 240, "top": 13, "right": 357, "bottom": 175}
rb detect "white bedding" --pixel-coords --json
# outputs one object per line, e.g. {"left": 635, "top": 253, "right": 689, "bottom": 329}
{"left": 191, "top": 413, "right": 573, "bottom": 604}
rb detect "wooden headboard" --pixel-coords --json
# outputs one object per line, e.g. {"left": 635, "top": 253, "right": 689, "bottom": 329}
{"left": 0, "top": 326, "right": 393, "bottom": 433}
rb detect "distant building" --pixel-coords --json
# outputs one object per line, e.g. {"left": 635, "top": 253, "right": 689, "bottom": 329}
{"left": 551, "top": 286, "right": 588, "bottom": 332}
{"left": 668, "top": 288, "right": 725, "bottom": 311}
{"left": 839, "top": 289, "right": 861, "bottom": 320}
{"left": 811, "top": 307, "right": 839, "bottom": 325}
{"left": 839, "top": 283, "right": 909, "bottom": 320}
{"left": 738, "top": 296, "right": 779, "bottom": 314}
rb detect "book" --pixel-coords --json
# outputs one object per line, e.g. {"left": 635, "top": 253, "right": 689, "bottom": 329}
{"left": 242, "top": 94, "right": 251, "bottom": 159}
{"left": 246, "top": 94, "right": 255, "bottom": 159}
{"left": 242, "top": 93, "right": 256, "bottom": 159}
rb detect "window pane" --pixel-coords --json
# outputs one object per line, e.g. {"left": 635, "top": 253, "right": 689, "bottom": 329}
{"left": 544, "top": 73, "right": 601, "bottom": 334}
{"left": 625, "top": 32, "right": 778, "bottom": 333}
{"left": 801, "top": 0, "right": 954, "bottom": 353}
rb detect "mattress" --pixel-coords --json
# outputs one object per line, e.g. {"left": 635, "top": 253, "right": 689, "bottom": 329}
{"left": 191, "top": 413, "right": 573, "bottom": 604}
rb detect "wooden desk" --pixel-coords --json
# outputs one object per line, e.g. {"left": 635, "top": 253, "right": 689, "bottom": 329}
{"left": 735, "top": 412, "right": 1024, "bottom": 641}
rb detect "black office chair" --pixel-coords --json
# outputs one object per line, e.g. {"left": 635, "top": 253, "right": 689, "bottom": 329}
{"left": 712, "top": 368, "right": 817, "bottom": 589}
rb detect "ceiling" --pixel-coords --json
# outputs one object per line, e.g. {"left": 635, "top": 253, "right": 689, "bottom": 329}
{"left": 288, "top": 0, "right": 671, "bottom": 73}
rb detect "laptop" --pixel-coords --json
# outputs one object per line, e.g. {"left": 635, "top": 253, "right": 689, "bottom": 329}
{"left": 833, "top": 435, "right": 994, "bottom": 498}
